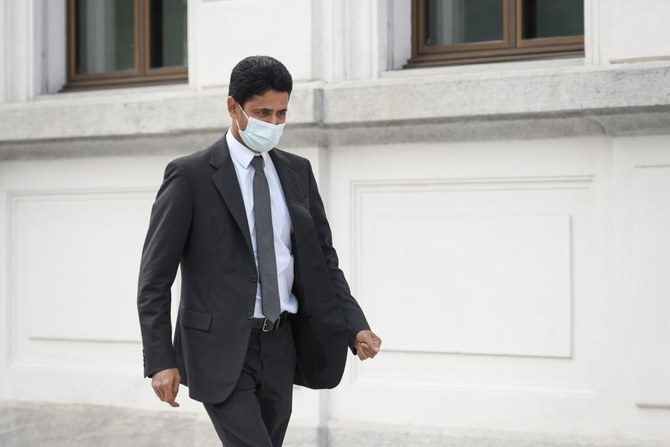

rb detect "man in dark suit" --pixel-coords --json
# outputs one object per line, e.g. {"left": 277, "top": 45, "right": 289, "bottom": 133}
{"left": 137, "top": 55, "right": 381, "bottom": 446}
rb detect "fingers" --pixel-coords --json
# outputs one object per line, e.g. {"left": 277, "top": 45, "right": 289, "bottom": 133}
{"left": 151, "top": 368, "right": 181, "bottom": 407}
{"left": 368, "top": 336, "right": 381, "bottom": 356}
{"left": 163, "top": 377, "right": 180, "bottom": 407}
{"left": 355, "top": 330, "right": 382, "bottom": 361}
{"left": 356, "top": 342, "right": 370, "bottom": 360}
{"left": 355, "top": 341, "right": 379, "bottom": 360}
{"left": 371, "top": 334, "right": 382, "bottom": 354}
{"left": 169, "top": 374, "right": 181, "bottom": 407}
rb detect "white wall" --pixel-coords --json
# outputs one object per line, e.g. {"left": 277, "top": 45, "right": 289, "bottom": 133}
{"left": 2, "top": 0, "right": 30, "bottom": 102}
{"left": 0, "top": 0, "right": 6, "bottom": 103}
{"left": 323, "top": 135, "right": 670, "bottom": 441}
{"left": 0, "top": 147, "right": 324, "bottom": 428}
{"left": 191, "top": 0, "right": 313, "bottom": 89}
{"left": 326, "top": 137, "right": 603, "bottom": 433}
{"left": 611, "top": 136, "right": 670, "bottom": 440}
{"left": 603, "top": 0, "right": 670, "bottom": 63}
{"left": 2, "top": 135, "right": 670, "bottom": 443}
{"left": 0, "top": 155, "right": 175, "bottom": 408}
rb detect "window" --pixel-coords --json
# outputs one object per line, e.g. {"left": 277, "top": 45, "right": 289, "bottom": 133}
{"left": 409, "top": 0, "right": 584, "bottom": 67}
{"left": 66, "top": 0, "right": 187, "bottom": 90}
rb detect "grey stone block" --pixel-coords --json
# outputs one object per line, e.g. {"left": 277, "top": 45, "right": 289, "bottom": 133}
{"left": 326, "top": 423, "right": 670, "bottom": 447}
{"left": 0, "top": 401, "right": 215, "bottom": 447}
{"left": 0, "top": 401, "right": 322, "bottom": 447}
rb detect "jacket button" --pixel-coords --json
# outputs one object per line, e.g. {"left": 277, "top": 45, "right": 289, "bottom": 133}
{"left": 249, "top": 275, "right": 257, "bottom": 283}
{"left": 246, "top": 312, "right": 253, "bottom": 320}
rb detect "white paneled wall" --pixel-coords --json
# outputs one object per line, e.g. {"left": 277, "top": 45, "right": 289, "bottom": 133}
{"left": 0, "top": 156, "right": 176, "bottom": 407}
{"left": 611, "top": 137, "right": 670, "bottom": 441}
{"left": 356, "top": 187, "right": 575, "bottom": 357}
{"left": 0, "top": 134, "right": 669, "bottom": 443}
{"left": 319, "top": 136, "right": 670, "bottom": 440}
{"left": 0, "top": 148, "right": 323, "bottom": 422}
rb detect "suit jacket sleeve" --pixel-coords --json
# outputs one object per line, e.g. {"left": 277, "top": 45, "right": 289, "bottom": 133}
{"left": 137, "top": 161, "right": 192, "bottom": 377}
{"left": 306, "top": 162, "right": 371, "bottom": 351}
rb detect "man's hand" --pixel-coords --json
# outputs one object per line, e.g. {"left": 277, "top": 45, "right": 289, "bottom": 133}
{"left": 354, "top": 330, "right": 382, "bottom": 360}
{"left": 151, "top": 368, "right": 181, "bottom": 407}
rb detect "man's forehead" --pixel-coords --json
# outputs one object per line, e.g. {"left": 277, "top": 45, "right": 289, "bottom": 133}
{"left": 246, "top": 90, "right": 289, "bottom": 108}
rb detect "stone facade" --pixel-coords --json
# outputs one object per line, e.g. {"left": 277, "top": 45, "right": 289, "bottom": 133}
{"left": 1, "top": 0, "right": 670, "bottom": 445}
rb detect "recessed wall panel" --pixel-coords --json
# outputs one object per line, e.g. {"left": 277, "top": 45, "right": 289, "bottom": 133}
{"left": 11, "top": 190, "right": 154, "bottom": 345}
{"left": 633, "top": 166, "right": 670, "bottom": 407}
{"left": 355, "top": 180, "right": 578, "bottom": 358}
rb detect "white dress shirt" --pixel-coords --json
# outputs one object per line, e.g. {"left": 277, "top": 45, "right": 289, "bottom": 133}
{"left": 226, "top": 130, "right": 299, "bottom": 317}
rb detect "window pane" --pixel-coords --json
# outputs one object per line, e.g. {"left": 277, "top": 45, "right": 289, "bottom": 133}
{"left": 75, "top": 0, "right": 135, "bottom": 74}
{"left": 522, "top": 0, "right": 584, "bottom": 39}
{"left": 150, "top": 0, "right": 188, "bottom": 68}
{"left": 424, "top": 0, "right": 503, "bottom": 46}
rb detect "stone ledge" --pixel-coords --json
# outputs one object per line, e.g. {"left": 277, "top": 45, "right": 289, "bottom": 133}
{"left": 3, "top": 107, "right": 670, "bottom": 160}
{"left": 0, "top": 84, "right": 320, "bottom": 143}
{"left": 324, "top": 62, "right": 670, "bottom": 125}
{"left": 0, "top": 62, "right": 669, "bottom": 148}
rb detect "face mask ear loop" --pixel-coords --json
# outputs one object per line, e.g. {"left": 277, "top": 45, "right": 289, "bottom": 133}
{"left": 236, "top": 103, "right": 249, "bottom": 132}
{"left": 238, "top": 103, "right": 250, "bottom": 119}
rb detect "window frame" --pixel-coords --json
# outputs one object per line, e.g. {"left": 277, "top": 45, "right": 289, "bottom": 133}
{"left": 408, "top": 0, "right": 584, "bottom": 68}
{"left": 65, "top": 0, "right": 187, "bottom": 91}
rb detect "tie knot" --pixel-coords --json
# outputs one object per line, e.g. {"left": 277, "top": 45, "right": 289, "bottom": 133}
{"left": 250, "top": 156, "right": 265, "bottom": 172}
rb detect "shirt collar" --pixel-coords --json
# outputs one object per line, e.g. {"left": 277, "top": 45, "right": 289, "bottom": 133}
{"left": 226, "top": 130, "right": 268, "bottom": 169}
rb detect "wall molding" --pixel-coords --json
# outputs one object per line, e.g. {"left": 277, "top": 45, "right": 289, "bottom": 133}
{"left": 6, "top": 187, "right": 156, "bottom": 368}
{"left": 1, "top": 62, "right": 670, "bottom": 159}
{"left": 349, "top": 178, "right": 589, "bottom": 354}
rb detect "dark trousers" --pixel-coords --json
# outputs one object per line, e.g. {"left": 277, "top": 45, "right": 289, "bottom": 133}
{"left": 204, "top": 321, "right": 296, "bottom": 447}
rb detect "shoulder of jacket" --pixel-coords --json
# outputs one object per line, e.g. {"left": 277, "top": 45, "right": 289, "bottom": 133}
{"left": 274, "top": 148, "right": 311, "bottom": 170}
{"left": 171, "top": 146, "right": 211, "bottom": 167}
{"left": 164, "top": 144, "right": 217, "bottom": 179}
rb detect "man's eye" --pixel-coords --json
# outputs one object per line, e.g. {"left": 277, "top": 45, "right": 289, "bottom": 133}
{"left": 278, "top": 111, "right": 287, "bottom": 117}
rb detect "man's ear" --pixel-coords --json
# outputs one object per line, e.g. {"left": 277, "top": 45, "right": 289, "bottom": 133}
{"left": 226, "top": 96, "right": 238, "bottom": 119}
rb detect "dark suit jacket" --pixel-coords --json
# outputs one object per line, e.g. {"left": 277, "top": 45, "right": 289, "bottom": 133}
{"left": 137, "top": 135, "right": 370, "bottom": 404}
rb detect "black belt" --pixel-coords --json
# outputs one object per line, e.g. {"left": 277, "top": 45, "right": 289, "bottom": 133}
{"left": 251, "top": 311, "right": 291, "bottom": 332}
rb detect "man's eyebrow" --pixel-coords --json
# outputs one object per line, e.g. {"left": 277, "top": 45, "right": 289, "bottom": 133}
{"left": 253, "top": 107, "right": 288, "bottom": 113}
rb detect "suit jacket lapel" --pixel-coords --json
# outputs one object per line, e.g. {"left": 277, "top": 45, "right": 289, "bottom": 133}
{"left": 270, "top": 149, "right": 307, "bottom": 214}
{"left": 209, "top": 137, "right": 254, "bottom": 254}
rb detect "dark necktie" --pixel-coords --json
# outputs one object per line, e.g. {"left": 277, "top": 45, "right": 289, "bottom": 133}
{"left": 250, "top": 156, "right": 281, "bottom": 322}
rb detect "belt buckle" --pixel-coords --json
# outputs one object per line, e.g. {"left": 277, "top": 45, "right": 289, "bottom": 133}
{"left": 261, "top": 318, "right": 275, "bottom": 332}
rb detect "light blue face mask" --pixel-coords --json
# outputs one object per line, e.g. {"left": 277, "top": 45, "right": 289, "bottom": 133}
{"left": 236, "top": 106, "right": 285, "bottom": 153}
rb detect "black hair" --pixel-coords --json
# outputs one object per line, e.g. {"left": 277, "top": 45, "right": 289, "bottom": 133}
{"left": 228, "top": 56, "right": 293, "bottom": 107}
